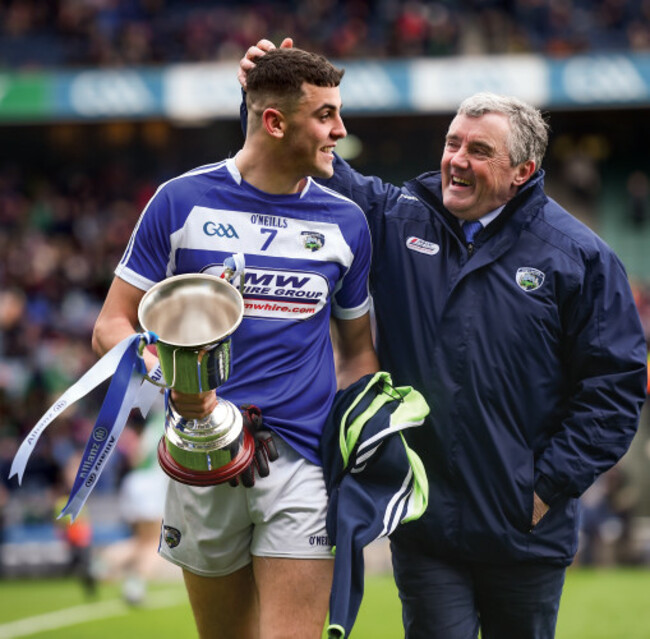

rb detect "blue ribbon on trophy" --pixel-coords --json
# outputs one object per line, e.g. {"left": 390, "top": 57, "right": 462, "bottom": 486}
{"left": 9, "top": 330, "right": 159, "bottom": 521}
{"left": 10, "top": 252, "right": 250, "bottom": 518}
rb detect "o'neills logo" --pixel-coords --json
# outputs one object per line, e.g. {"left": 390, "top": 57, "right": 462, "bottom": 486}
{"left": 406, "top": 236, "right": 439, "bottom": 256}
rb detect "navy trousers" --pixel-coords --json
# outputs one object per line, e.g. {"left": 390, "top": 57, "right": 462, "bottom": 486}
{"left": 391, "top": 540, "right": 566, "bottom": 639}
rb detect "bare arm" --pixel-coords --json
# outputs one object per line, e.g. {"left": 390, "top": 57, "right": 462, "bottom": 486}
{"left": 92, "top": 277, "right": 216, "bottom": 418}
{"left": 331, "top": 313, "right": 379, "bottom": 390}
{"left": 92, "top": 277, "right": 148, "bottom": 356}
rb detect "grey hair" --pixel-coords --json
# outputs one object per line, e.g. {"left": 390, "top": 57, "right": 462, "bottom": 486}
{"left": 457, "top": 92, "right": 549, "bottom": 170}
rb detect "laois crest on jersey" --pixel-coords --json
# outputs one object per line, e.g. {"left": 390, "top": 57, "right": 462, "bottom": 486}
{"left": 116, "top": 158, "right": 372, "bottom": 465}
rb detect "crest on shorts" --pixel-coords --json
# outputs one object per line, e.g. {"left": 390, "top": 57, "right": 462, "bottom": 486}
{"left": 163, "top": 525, "right": 182, "bottom": 548}
{"left": 301, "top": 231, "right": 325, "bottom": 252}
{"left": 515, "top": 267, "right": 545, "bottom": 292}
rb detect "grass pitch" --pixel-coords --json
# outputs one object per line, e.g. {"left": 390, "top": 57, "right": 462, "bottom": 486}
{"left": 0, "top": 568, "right": 648, "bottom": 638}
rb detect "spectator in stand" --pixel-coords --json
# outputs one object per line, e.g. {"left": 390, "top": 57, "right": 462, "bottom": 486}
{"left": 579, "top": 465, "right": 640, "bottom": 566}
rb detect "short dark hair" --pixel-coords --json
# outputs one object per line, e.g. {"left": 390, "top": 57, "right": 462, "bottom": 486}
{"left": 246, "top": 48, "right": 345, "bottom": 116}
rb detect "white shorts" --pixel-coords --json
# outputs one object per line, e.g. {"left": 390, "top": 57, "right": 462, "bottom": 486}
{"left": 158, "top": 436, "right": 333, "bottom": 577}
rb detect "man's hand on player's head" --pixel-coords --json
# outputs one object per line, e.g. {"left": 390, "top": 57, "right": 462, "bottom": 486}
{"left": 237, "top": 37, "right": 294, "bottom": 89}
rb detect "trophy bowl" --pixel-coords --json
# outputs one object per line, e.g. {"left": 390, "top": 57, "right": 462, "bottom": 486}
{"left": 138, "top": 273, "right": 254, "bottom": 486}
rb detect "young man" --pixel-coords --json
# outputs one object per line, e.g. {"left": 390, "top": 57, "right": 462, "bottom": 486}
{"left": 240, "top": 41, "right": 647, "bottom": 639}
{"left": 92, "top": 48, "right": 378, "bottom": 639}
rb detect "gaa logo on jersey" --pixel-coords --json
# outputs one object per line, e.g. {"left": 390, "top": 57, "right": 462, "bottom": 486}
{"left": 515, "top": 267, "right": 545, "bottom": 292}
{"left": 301, "top": 231, "right": 325, "bottom": 252}
{"left": 203, "top": 221, "right": 239, "bottom": 239}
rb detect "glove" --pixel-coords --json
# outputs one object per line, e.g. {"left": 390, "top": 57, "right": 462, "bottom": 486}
{"left": 229, "top": 404, "right": 279, "bottom": 487}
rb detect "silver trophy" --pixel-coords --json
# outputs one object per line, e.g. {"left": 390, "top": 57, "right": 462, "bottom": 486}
{"left": 137, "top": 272, "right": 255, "bottom": 486}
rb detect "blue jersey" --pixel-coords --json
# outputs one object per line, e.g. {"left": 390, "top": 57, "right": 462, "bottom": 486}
{"left": 116, "top": 158, "right": 372, "bottom": 465}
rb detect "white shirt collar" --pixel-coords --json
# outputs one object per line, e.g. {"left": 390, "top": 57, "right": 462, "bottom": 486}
{"left": 460, "top": 205, "right": 505, "bottom": 229}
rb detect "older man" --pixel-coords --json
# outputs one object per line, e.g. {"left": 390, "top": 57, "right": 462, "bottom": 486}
{"left": 240, "top": 41, "right": 647, "bottom": 639}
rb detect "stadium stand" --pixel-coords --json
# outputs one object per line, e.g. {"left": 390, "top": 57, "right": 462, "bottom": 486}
{"left": 1, "top": 0, "right": 650, "bottom": 70}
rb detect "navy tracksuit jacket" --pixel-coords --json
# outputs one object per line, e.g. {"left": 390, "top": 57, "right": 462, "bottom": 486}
{"left": 321, "top": 371, "right": 429, "bottom": 639}
{"left": 326, "top": 159, "right": 647, "bottom": 566}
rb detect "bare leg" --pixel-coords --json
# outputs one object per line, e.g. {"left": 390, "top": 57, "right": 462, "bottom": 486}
{"left": 183, "top": 565, "right": 260, "bottom": 639}
{"left": 253, "top": 556, "right": 334, "bottom": 639}
{"left": 132, "top": 519, "right": 164, "bottom": 579}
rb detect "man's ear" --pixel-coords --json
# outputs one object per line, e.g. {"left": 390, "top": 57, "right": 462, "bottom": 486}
{"left": 262, "top": 108, "right": 285, "bottom": 138}
{"left": 513, "top": 159, "right": 536, "bottom": 186}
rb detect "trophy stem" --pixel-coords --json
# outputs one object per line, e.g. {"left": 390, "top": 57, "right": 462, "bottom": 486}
{"left": 138, "top": 273, "right": 251, "bottom": 487}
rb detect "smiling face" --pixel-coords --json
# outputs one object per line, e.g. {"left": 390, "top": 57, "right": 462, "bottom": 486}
{"left": 282, "top": 83, "right": 347, "bottom": 179}
{"left": 441, "top": 112, "right": 535, "bottom": 221}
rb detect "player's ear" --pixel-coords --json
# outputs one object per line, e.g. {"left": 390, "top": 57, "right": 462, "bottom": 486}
{"left": 262, "top": 108, "right": 285, "bottom": 138}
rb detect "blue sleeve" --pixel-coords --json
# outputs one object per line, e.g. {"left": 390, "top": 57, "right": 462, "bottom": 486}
{"left": 326, "top": 155, "right": 400, "bottom": 245}
{"left": 331, "top": 205, "right": 372, "bottom": 319}
{"left": 535, "top": 249, "right": 648, "bottom": 504}
{"left": 115, "top": 185, "right": 174, "bottom": 289}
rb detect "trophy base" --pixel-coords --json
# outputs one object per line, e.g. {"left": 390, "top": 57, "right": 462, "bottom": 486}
{"left": 157, "top": 427, "right": 255, "bottom": 486}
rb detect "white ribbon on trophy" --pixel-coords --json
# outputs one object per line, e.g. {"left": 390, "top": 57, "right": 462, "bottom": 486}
{"left": 9, "top": 253, "right": 247, "bottom": 521}
{"left": 9, "top": 330, "right": 158, "bottom": 520}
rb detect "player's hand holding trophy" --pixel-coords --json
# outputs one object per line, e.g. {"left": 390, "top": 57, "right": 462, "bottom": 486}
{"left": 137, "top": 270, "right": 255, "bottom": 486}
{"left": 9, "top": 255, "right": 276, "bottom": 520}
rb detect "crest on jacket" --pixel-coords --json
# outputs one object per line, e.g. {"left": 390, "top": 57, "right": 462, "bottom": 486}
{"left": 515, "top": 267, "right": 545, "bottom": 292}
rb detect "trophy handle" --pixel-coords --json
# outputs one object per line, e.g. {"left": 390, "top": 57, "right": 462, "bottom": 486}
{"left": 138, "top": 336, "right": 170, "bottom": 388}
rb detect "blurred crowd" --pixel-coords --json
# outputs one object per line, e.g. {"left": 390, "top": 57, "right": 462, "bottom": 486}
{"left": 2, "top": 0, "right": 650, "bottom": 70}
{"left": 0, "top": 155, "right": 169, "bottom": 587}
{"left": 0, "top": 161, "right": 155, "bottom": 501}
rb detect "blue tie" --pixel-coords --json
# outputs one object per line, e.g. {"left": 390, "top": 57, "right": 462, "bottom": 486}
{"left": 463, "top": 220, "right": 483, "bottom": 243}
